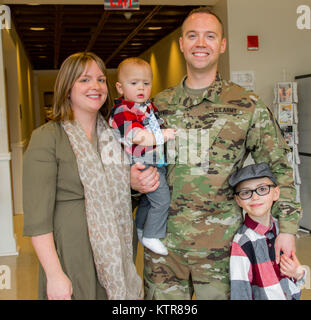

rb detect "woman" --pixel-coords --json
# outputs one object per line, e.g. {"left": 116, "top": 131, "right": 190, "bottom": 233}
{"left": 23, "top": 52, "right": 158, "bottom": 300}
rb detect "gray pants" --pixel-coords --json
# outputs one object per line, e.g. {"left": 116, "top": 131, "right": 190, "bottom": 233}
{"left": 135, "top": 166, "right": 170, "bottom": 239}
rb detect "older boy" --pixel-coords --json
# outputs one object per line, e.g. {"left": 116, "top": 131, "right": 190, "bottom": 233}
{"left": 109, "top": 57, "right": 175, "bottom": 256}
{"left": 229, "top": 162, "right": 306, "bottom": 300}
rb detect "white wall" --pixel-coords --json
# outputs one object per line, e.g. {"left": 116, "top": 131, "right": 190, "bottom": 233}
{"left": 0, "top": 30, "right": 18, "bottom": 256}
{"left": 227, "top": 0, "right": 311, "bottom": 106}
{"left": 3, "top": 30, "right": 25, "bottom": 215}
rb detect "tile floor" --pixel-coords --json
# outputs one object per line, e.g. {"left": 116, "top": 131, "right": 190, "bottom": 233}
{"left": 0, "top": 215, "right": 310, "bottom": 300}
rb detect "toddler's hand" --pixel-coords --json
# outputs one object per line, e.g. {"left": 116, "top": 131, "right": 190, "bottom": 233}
{"left": 280, "top": 251, "right": 304, "bottom": 280}
{"left": 162, "top": 129, "right": 176, "bottom": 142}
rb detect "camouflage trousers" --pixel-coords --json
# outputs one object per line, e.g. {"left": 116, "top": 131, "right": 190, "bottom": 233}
{"left": 143, "top": 246, "right": 230, "bottom": 300}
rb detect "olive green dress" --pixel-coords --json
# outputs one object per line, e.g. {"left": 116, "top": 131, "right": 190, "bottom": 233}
{"left": 23, "top": 121, "right": 107, "bottom": 300}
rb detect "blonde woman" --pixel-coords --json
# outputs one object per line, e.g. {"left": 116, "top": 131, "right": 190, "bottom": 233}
{"left": 23, "top": 52, "right": 158, "bottom": 300}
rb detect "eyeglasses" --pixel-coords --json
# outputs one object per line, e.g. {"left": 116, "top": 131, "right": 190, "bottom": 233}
{"left": 235, "top": 184, "right": 276, "bottom": 200}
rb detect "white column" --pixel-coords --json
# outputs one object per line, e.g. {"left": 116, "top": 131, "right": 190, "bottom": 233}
{"left": 0, "top": 30, "right": 18, "bottom": 256}
{"left": 11, "top": 140, "right": 26, "bottom": 214}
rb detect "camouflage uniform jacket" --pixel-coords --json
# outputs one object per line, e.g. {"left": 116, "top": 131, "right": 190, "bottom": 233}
{"left": 153, "top": 73, "right": 302, "bottom": 252}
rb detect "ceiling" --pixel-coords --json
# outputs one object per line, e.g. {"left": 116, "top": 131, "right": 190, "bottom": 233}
{"left": 9, "top": 4, "right": 203, "bottom": 70}
{"left": 3, "top": 0, "right": 219, "bottom": 4}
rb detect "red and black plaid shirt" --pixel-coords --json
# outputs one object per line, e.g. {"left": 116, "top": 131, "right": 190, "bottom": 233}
{"left": 109, "top": 98, "right": 160, "bottom": 159}
{"left": 230, "top": 214, "right": 302, "bottom": 300}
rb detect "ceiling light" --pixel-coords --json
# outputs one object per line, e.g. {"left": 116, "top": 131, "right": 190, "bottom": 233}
{"left": 30, "top": 27, "right": 45, "bottom": 31}
{"left": 131, "top": 43, "right": 143, "bottom": 46}
{"left": 124, "top": 12, "right": 132, "bottom": 20}
{"left": 147, "top": 27, "right": 163, "bottom": 30}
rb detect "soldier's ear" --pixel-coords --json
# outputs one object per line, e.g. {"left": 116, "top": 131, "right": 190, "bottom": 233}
{"left": 116, "top": 82, "right": 123, "bottom": 96}
{"left": 179, "top": 36, "right": 184, "bottom": 53}
{"left": 220, "top": 37, "right": 226, "bottom": 54}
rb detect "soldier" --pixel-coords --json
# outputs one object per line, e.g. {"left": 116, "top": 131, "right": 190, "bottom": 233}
{"left": 132, "top": 7, "right": 302, "bottom": 300}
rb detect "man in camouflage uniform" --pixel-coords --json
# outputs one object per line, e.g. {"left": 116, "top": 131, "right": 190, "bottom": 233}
{"left": 142, "top": 7, "right": 302, "bottom": 300}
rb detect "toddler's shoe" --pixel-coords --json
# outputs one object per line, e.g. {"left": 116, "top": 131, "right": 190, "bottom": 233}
{"left": 137, "top": 228, "right": 143, "bottom": 243}
{"left": 142, "top": 237, "right": 168, "bottom": 255}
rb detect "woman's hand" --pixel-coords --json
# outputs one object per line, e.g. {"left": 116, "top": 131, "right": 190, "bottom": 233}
{"left": 31, "top": 233, "right": 73, "bottom": 300}
{"left": 47, "top": 271, "right": 73, "bottom": 300}
{"left": 130, "top": 162, "right": 160, "bottom": 193}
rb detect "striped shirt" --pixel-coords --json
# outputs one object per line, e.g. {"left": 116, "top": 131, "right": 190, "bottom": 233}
{"left": 230, "top": 214, "right": 303, "bottom": 300}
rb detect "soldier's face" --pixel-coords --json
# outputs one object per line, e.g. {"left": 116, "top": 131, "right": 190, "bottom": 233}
{"left": 179, "top": 13, "right": 226, "bottom": 74}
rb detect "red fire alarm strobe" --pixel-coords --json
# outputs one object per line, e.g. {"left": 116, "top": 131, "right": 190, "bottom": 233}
{"left": 247, "top": 35, "right": 259, "bottom": 51}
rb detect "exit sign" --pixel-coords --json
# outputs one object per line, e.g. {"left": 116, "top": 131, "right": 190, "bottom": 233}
{"left": 104, "top": 0, "right": 140, "bottom": 10}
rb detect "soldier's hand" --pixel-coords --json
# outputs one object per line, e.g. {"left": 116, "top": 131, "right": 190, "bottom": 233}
{"left": 130, "top": 162, "right": 160, "bottom": 193}
{"left": 275, "top": 233, "right": 296, "bottom": 264}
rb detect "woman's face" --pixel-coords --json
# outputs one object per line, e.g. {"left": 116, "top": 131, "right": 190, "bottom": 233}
{"left": 70, "top": 60, "right": 108, "bottom": 117}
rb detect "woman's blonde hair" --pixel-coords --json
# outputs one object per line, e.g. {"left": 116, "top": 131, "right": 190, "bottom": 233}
{"left": 49, "top": 52, "right": 112, "bottom": 121}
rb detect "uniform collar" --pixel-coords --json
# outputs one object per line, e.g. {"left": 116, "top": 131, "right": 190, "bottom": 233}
{"left": 244, "top": 213, "right": 277, "bottom": 236}
{"left": 170, "top": 72, "right": 223, "bottom": 107}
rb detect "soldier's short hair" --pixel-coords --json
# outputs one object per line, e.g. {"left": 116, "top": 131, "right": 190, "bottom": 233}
{"left": 181, "top": 6, "right": 225, "bottom": 38}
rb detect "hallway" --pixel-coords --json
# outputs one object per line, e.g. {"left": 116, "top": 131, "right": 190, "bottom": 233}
{"left": 1, "top": 0, "right": 311, "bottom": 302}
{"left": 0, "top": 214, "right": 310, "bottom": 300}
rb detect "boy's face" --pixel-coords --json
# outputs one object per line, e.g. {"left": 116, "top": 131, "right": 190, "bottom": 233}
{"left": 116, "top": 64, "right": 152, "bottom": 103}
{"left": 234, "top": 177, "right": 280, "bottom": 223}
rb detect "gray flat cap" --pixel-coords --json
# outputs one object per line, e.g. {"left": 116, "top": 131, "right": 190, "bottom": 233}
{"left": 228, "top": 162, "right": 277, "bottom": 188}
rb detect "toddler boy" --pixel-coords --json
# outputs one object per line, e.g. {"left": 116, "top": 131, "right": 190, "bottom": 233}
{"left": 109, "top": 57, "right": 175, "bottom": 255}
{"left": 229, "top": 162, "right": 306, "bottom": 300}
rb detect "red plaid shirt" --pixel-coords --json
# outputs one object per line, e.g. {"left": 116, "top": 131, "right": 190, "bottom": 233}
{"left": 109, "top": 98, "right": 161, "bottom": 159}
{"left": 230, "top": 214, "right": 303, "bottom": 300}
